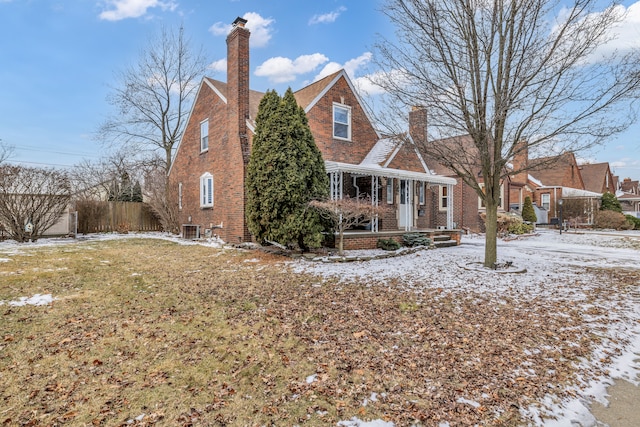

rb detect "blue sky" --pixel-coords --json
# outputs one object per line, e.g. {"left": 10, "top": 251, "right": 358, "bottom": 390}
{"left": 1, "top": 0, "right": 639, "bottom": 181}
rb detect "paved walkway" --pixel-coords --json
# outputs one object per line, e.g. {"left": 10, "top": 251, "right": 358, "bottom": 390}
{"left": 590, "top": 379, "right": 640, "bottom": 426}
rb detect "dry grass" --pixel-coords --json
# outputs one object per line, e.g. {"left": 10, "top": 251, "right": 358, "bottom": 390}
{"left": 0, "top": 238, "right": 632, "bottom": 426}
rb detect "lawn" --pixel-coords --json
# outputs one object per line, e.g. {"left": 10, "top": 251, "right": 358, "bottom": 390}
{"left": 0, "top": 235, "right": 637, "bottom": 426}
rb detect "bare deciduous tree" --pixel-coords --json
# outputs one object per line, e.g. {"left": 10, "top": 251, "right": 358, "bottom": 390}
{"left": 0, "top": 165, "right": 71, "bottom": 242}
{"left": 311, "top": 196, "right": 389, "bottom": 256}
{"left": 98, "top": 26, "right": 208, "bottom": 172}
{"left": 0, "top": 140, "right": 14, "bottom": 164}
{"left": 373, "top": 0, "right": 640, "bottom": 266}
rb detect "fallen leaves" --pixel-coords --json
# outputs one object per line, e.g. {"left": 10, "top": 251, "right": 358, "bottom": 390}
{"left": 0, "top": 239, "right": 637, "bottom": 426}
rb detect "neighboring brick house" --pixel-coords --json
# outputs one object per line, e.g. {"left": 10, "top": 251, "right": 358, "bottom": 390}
{"left": 168, "top": 17, "right": 457, "bottom": 248}
{"left": 514, "top": 152, "right": 601, "bottom": 224}
{"left": 619, "top": 177, "right": 640, "bottom": 215}
{"left": 579, "top": 162, "right": 616, "bottom": 194}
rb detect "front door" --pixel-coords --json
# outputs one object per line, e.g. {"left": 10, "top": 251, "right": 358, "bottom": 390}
{"left": 399, "top": 179, "right": 413, "bottom": 229}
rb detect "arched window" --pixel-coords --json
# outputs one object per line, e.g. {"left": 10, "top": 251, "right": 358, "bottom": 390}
{"left": 200, "top": 173, "right": 213, "bottom": 208}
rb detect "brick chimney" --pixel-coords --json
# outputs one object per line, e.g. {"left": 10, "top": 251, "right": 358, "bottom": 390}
{"left": 408, "top": 106, "right": 427, "bottom": 146}
{"left": 227, "top": 16, "right": 250, "bottom": 164}
{"left": 511, "top": 140, "right": 528, "bottom": 185}
{"left": 225, "top": 17, "right": 252, "bottom": 242}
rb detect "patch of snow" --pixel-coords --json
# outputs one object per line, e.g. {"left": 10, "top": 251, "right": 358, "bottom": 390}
{"left": 456, "top": 397, "right": 481, "bottom": 408}
{"left": 1, "top": 294, "right": 55, "bottom": 307}
{"left": 306, "top": 374, "right": 317, "bottom": 384}
{"left": 0, "top": 258, "right": 11, "bottom": 262}
{"left": 337, "top": 417, "right": 394, "bottom": 427}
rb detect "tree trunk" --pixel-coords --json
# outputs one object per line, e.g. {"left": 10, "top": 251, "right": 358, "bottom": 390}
{"left": 484, "top": 202, "right": 498, "bottom": 268}
{"left": 338, "top": 229, "right": 344, "bottom": 256}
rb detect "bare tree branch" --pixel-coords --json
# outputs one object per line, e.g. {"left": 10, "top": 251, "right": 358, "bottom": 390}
{"left": 98, "top": 26, "right": 208, "bottom": 172}
{"left": 373, "top": 0, "right": 640, "bottom": 266}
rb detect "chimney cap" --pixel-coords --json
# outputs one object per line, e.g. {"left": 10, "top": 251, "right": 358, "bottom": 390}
{"left": 233, "top": 17, "right": 248, "bottom": 27}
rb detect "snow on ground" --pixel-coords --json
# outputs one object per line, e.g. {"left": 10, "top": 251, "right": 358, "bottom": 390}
{"left": 293, "top": 229, "right": 640, "bottom": 426}
{"left": 1, "top": 229, "right": 639, "bottom": 426}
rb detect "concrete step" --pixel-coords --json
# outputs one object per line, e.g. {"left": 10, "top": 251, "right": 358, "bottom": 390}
{"left": 432, "top": 234, "right": 452, "bottom": 242}
{"left": 434, "top": 239, "right": 458, "bottom": 248}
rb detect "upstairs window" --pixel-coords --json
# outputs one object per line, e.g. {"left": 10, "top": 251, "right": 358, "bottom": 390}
{"left": 200, "top": 119, "right": 209, "bottom": 152}
{"left": 200, "top": 173, "right": 213, "bottom": 208}
{"left": 333, "top": 103, "right": 351, "bottom": 140}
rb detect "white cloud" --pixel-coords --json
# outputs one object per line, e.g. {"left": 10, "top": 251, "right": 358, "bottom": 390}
{"left": 309, "top": 6, "right": 347, "bottom": 25}
{"left": 99, "top": 0, "right": 177, "bottom": 21}
{"left": 209, "top": 12, "right": 275, "bottom": 48}
{"left": 314, "top": 52, "right": 372, "bottom": 81}
{"left": 255, "top": 54, "right": 329, "bottom": 84}
{"left": 207, "top": 58, "right": 227, "bottom": 73}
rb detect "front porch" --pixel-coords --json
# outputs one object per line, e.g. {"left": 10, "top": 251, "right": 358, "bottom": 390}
{"left": 339, "top": 228, "right": 462, "bottom": 251}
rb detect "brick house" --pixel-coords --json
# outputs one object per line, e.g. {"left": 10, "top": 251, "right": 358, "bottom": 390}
{"left": 168, "top": 17, "right": 458, "bottom": 248}
{"left": 579, "top": 162, "right": 616, "bottom": 194}
{"left": 619, "top": 177, "right": 640, "bottom": 215}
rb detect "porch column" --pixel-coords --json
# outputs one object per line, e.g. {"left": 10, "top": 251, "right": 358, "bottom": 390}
{"left": 330, "top": 172, "right": 343, "bottom": 201}
{"left": 371, "top": 175, "right": 379, "bottom": 232}
{"left": 446, "top": 183, "right": 454, "bottom": 229}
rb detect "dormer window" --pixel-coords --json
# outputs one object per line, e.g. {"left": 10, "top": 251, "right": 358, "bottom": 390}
{"left": 333, "top": 103, "right": 351, "bottom": 140}
{"left": 200, "top": 119, "right": 209, "bottom": 152}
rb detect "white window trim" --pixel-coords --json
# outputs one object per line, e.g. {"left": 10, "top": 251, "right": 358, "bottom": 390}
{"left": 333, "top": 103, "right": 352, "bottom": 141}
{"left": 200, "top": 173, "right": 213, "bottom": 208}
{"left": 200, "top": 119, "right": 209, "bottom": 152}
{"left": 439, "top": 185, "right": 448, "bottom": 211}
{"left": 541, "top": 193, "right": 550, "bottom": 211}
{"left": 178, "top": 182, "right": 183, "bottom": 211}
{"left": 478, "top": 183, "right": 504, "bottom": 210}
{"left": 386, "top": 178, "right": 394, "bottom": 204}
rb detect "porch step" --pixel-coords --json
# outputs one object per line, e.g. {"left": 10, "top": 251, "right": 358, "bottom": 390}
{"left": 432, "top": 234, "right": 458, "bottom": 248}
{"left": 434, "top": 239, "right": 458, "bottom": 248}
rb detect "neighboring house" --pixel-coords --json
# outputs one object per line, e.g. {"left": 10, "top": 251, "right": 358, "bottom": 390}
{"left": 168, "top": 17, "right": 458, "bottom": 249}
{"left": 526, "top": 152, "right": 600, "bottom": 224}
{"left": 579, "top": 162, "right": 616, "bottom": 194}
{"left": 618, "top": 177, "right": 640, "bottom": 217}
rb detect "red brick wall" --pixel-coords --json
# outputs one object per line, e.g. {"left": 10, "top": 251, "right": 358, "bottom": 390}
{"left": 168, "top": 23, "right": 252, "bottom": 244}
{"left": 306, "top": 76, "right": 378, "bottom": 164}
{"left": 387, "top": 142, "right": 428, "bottom": 173}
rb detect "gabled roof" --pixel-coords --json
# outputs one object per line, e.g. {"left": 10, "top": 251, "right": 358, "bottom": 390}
{"left": 204, "top": 77, "right": 265, "bottom": 123}
{"left": 528, "top": 152, "right": 584, "bottom": 189}
{"left": 621, "top": 178, "right": 639, "bottom": 194}
{"left": 293, "top": 70, "right": 342, "bottom": 110}
{"left": 579, "top": 162, "right": 610, "bottom": 194}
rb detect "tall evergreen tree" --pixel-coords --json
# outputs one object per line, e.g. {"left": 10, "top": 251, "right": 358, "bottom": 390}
{"left": 521, "top": 196, "right": 537, "bottom": 223}
{"left": 245, "top": 88, "right": 330, "bottom": 249}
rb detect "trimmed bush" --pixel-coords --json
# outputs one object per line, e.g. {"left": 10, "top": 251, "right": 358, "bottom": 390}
{"left": 377, "top": 238, "right": 400, "bottom": 251}
{"left": 402, "top": 232, "right": 432, "bottom": 247}
{"left": 625, "top": 214, "right": 640, "bottom": 230}
{"left": 508, "top": 222, "right": 534, "bottom": 235}
{"left": 594, "top": 210, "right": 628, "bottom": 230}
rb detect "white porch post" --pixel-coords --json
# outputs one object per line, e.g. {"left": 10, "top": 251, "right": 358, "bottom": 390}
{"left": 446, "top": 183, "right": 454, "bottom": 229}
{"left": 371, "top": 175, "right": 379, "bottom": 232}
{"left": 330, "top": 172, "right": 343, "bottom": 201}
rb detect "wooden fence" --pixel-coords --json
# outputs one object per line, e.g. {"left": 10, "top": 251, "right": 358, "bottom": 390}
{"left": 76, "top": 201, "right": 163, "bottom": 234}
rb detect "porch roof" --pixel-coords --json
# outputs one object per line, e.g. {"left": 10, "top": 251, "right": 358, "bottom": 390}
{"left": 325, "top": 161, "right": 457, "bottom": 185}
